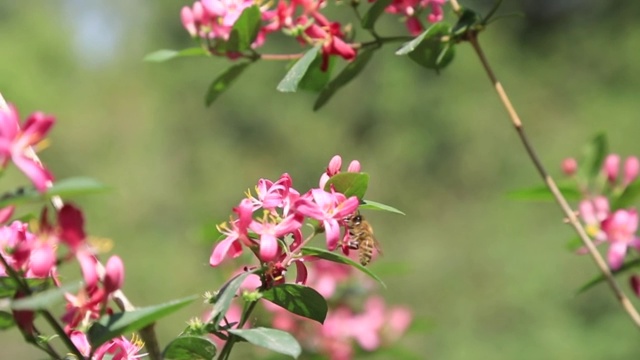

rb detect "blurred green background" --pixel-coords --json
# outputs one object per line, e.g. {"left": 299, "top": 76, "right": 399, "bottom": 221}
{"left": 3, "top": 0, "right": 640, "bottom": 358}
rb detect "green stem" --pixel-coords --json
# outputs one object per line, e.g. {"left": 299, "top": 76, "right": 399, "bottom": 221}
{"left": 217, "top": 300, "right": 259, "bottom": 360}
{"left": 0, "top": 254, "right": 83, "bottom": 358}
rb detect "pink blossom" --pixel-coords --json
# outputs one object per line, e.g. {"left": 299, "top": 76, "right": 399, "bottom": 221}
{"left": 249, "top": 213, "right": 302, "bottom": 262}
{"left": 210, "top": 198, "right": 254, "bottom": 266}
{"left": 601, "top": 209, "right": 640, "bottom": 270}
{"left": 299, "top": 15, "right": 356, "bottom": 71}
{"left": 385, "top": 0, "right": 446, "bottom": 35}
{"left": 250, "top": 173, "right": 298, "bottom": 213}
{"left": 0, "top": 104, "right": 55, "bottom": 192}
{"left": 561, "top": 158, "right": 578, "bottom": 176}
{"left": 295, "top": 189, "right": 359, "bottom": 250}
{"left": 624, "top": 156, "right": 640, "bottom": 186}
{"left": 93, "top": 335, "right": 147, "bottom": 360}
{"left": 578, "top": 196, "right": 609, "bottom": 246}
{"left": 603, "top": 154, "right": 620, "bottom": 184}
{"left": 62, "top": 286, "right": 106, "bottom": 332}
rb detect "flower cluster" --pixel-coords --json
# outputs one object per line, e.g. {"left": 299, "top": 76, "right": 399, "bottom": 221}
{"left": 210, "top": 155, "right": 364, "bottom": 287}
{"left": 0, "top": 103, "right": 144, "bottom": 359}
{"left": 180, "top": 0, "right": 447, "bottom": 64}
{"left": 563, "top": 154, "right": 640, "bottom": 271}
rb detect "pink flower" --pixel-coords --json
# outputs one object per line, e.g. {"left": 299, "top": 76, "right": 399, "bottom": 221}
{"left": 0, "top": 104, "right": 55, "bottom": 192}
{"left": 299, "top": 15, "right": 356, "bottom": 71}
{"left": 249, "top": 213, "right": 303, "bottom": 262}
{"left": 250, "top": 173, "right": 298, "bottom": 213}
{"left": 603, "top": 154, "right": 620, "bottom": 184}
{"left": 578, "top": 196, "right": 609, "bottom": 246}
{"left": 210, "top": 198, "right": 254, "bottom": 266}
{"left": 624, "top": 156, "right": 640, "bottom": 186}
{"left": 602, "top": 209, "right": 640, "bottom": 270}
{"left": 93, "top": 335, "right": 147, "bottom": 360}
{"left": 295, "top": 189, "right": 359, "bottom": 250}
{"left": 62, "top": 286, "right": 106, "bottom": 332}
{"left": 561, "top": 158, "right": 578, "bottom": 176}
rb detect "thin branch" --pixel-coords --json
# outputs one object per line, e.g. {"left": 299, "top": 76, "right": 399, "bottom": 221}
{"left": 465, "top": 33, "right": 640, "bottom": 328}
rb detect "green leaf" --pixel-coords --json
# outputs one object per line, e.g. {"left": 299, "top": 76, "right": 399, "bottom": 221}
{"left": 11, "top": 281, "right": 83, "bottom": 310}
{"left": 0, "top": 311, "right": 15, "bottom": 330}
{"left": 228, "top": 327, "right": 301, "bottom": 359}
{"left": 163, "top": 336, "right": 217, "bottom": 360}
{"left": 506, "top": 184, "right": 581, "bottom": 202}
{"left": 406, "top": 23, "right": 455, "bottom": 70}
{"left": 226, "top": 6, "right": 261, "bottom": 52}
{"left": 262, "top": 284, "right": 327, "bottom": 324}
{"left": 301, "top": 247, "right": 385, "bottom": 287}
{"left": 565, "top": 236, "right": 583, "bottom": 252}
{"left": 359, "top": 199, "right": 405, "bottom": 215}
{"left": 298, "top": 55, "right": 335, "bottom": 92}
{"left": 46, "top": 177, "right": 110, "bottom": 198}
{"left": 277, "top": 46, "right": 321, "bottom": 93}
{"left": 205, "top": 63, "right": 251, "bottom": 106}
{"left": 361, "top": 0, "right": 393, "bottom": 30}
{"left": 612, "top": 179, "right": 640, "bottom": 209}
{"left": 578, "top": 133, "right": 608, "bottom": 181}
{"left": 209, "top": 270, "right": 259, "bottom": 327}
{"left": 323, "top": 172, "right": 369, "bottom": 200}
{"left": 143, "top": 48, "right": 209, "bottom": 62}
{"left": 88, "top": 295, "right": 197, "bottom": 349}
{"left": 0, "top": 277, "right": 54, "bottom": 299}
{"left": 396, "top": 23, "right": 444, "bottom": 55}
{"left": 452, "top": 8, "right": 482, "bottom": 36}
{"left": 577, "top": 258, "right": 640, "bottom": 294}
{"left": 313, "top": 48, "right": 376, "bottom": 111}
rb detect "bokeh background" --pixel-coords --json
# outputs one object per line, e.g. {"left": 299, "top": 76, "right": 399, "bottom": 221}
{"left": 2, "top": 0, "right": 640, "bottom": 358}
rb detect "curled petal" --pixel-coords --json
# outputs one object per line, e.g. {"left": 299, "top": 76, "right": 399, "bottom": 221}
{"left": 0, "top": 206, "right": 15, "bottom": 224}
{"left": 294, "top": 261, "right": 307, "bottom": 285}
{"left": 324, "top": 219, "right": 341, "bottom": 250}
{"left": 77, "top": 251, "right": 98, "bottom": 289}
{"left": 210, "top": 238, "right": 243, "bottom": 267}
{"left": 12, "top": 155, "right": 53, "bottom": 193}
{"left": 181, "top": 6, "right": 197, "bottom": 36}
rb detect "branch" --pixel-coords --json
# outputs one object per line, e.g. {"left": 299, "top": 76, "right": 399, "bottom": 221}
{"left": 464, "top": 33, "right": 640, "bottom": 328}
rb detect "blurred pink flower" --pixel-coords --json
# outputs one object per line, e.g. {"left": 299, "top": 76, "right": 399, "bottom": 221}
{"left": 602, "top": 209, "right": 640, "bottom": 270}
{"left": 0, "top": 104, "right": 55, "bottom": 192}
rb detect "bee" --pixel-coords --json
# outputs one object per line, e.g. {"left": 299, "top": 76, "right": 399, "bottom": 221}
{"left": 345, "top": 211, "right": 382, "bottom": 266}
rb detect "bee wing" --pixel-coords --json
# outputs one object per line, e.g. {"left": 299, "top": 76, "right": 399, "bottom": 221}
{"left": 373, "top": 236, "right": 383, "bottom": 256}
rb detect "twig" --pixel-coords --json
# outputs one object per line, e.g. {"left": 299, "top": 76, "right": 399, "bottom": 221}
{"left": 465, "top": 33, "right": 640, "bottom": 328}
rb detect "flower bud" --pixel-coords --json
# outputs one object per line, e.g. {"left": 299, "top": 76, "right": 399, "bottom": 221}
{"left": 624, "top": 156, "right": 640, "bottom": 186}
{"left": 327, "top": 155, "right": 342, "bottom": 176}
{"left": 347, "top": 160, "right": 361, "bottom": 172}
{"left": 104, "top": 255, "right": 125, "bottom": 293}
{"left": 561, "top": 158, "right": 577, "bottom": 176}
{"left": 29, "top": 245, "right": 55, "bottom": 277}
{"left": 603, "top": 154, "right": 620, "bottom": 184}
{"left": 632, "top": 275, "right": 640, "bottom": 298}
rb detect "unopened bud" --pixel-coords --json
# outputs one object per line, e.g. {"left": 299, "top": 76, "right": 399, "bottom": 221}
{"left": 104, "top": 255, "right": 124, "bottom": 293}
{"left": 561, "top": 158, "right": 577, "bottom": 176}
{"left": 624, "top": 156, "right": 640, "bottom": 186}
{"left": 603, "top": 154, "right": 620, "bottom": 184}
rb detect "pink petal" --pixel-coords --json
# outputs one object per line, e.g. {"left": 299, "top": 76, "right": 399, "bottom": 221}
{"left": 324, "top": 219, "right": 340, "bottom": 250}
{"left": 259, "top": 233, "right": 279, "bottom": 262}
{"left": 209, "top": 238, "right": 242, "bottom": 267}
{"left": 29, "top": 245, "right": 55, "bottom": 277}
{"left": 77, "top": 251, "right": 98, "bottom": 289}
{"left": 104, "top": 255, "right": 125, "bottom": 293}
{"left": 294, "top": 261, "right": 307, "bottom": 284}
{"left": 11, "top": 155, "right": 53, "bottom": 193}
{"left": 608, "top": 242, "right": 628, "bottom": 270}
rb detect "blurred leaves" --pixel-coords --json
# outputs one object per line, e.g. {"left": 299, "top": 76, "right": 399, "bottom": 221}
{"left": 144, "top": 48, "right": 208, "bottom": 62}
{"left": 163, "top": 336, "right": 217, "bottom": 360}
